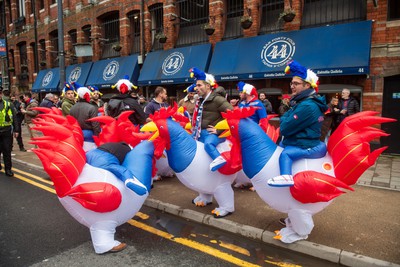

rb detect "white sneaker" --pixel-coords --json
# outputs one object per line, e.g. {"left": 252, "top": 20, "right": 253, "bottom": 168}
{"left": 209, "top": 155, "right": 227, "bottom": 172}
{"left": 267, "top": 175, "right": 294, "bottom": 187}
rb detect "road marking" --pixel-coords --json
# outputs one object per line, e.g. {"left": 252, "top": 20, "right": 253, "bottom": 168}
{"left": 9, "top": 166, "right": 302, "bottom": 267}
{"left": 128, "top": 219, "right": 261, "bottom": 267}
{"left": 12, "top": 166, "right": 54, "bottom": 185}
{"left": 13, "top": 172, "right": 56, "bottom": 194}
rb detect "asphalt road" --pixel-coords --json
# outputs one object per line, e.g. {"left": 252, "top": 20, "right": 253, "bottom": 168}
{"left": 0, "top": 163, "right": 339, "bottom": 267}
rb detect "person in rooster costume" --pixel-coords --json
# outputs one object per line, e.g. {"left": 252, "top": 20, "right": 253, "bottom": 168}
{"left": 86, "top": 142, "right": 148, "bottom": 195}
{"left": 189, "top": 67, "right": 233, "bottom": 171}
{"left": 107, "top": 75, "right": 146, "bottom": 126}
{"left": 267, "top": 60, "right": 328, "bottom": 187}
{"left": 237, "top": 81, "right": 267, "bottom": 123}
{"left": 70, "top": 83, "right": 101, "bottom": 151}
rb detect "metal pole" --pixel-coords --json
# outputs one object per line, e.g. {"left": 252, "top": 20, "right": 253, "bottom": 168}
{"left": 57, "top": 0, "right": 65, "bottom": 91}
{"left": 1, "top": 0, "right": 10, "bottom": 90}
{"left": 32, "top": 0, "right": 39, "bottom": 73}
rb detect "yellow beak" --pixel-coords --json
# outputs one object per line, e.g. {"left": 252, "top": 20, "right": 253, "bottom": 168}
{"left": 140, "top": 121, "right": 159, "bottom": 141}
{"left": 214, "top": 119, "right": 231, "bottom": 138}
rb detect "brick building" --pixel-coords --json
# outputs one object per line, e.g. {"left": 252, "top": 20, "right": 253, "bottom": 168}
{"left": 0, "top": 0, "right": 399, "bottom": 151}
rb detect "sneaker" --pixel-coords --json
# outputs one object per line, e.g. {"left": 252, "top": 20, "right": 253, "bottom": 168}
{"left": 209, "top": 155, "right": 227, "bottom": 172}
{"left": 20, "top": 148, "right": 27, "bottom": 152}
{"left": 109, "top": 242, "right": 127, "bottom": 253}
{"left": 267, "top": 175, "right": 294, "bottom": 187}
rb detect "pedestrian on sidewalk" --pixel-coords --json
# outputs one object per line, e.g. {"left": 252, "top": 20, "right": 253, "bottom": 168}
{"left": 0, "top": 86, "right": 20, "bottom": 177}
{"left": 21, "top": 92, "right": 40, "bottom": 148}
{"left": 13, "top": 95, "right": 27, "bottom": 151}
{"left": 39, "top": 93, "right": 55, "bottom": 108}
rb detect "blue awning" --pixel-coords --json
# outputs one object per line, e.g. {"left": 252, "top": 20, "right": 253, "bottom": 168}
{"left": 86, "top": 55, "right": 140, "bottom": 89}
{"left": 66, "top": 62, "right": 93, "bottom": 85}
{"left": 138, "top": 44, "right": 212, "bottom": 86}
{"left": 31, "top": 68, "right": 60, "bottom": 93}
{"left": 208, "top": 21, "right": 373, "bottom": 81}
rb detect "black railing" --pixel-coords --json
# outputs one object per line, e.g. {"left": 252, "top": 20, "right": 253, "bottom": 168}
{"left": 223, "top": 0, "right": 244, "bottom": 40}
{"left": 149, "top": 3, "right": 164, "bottom": 51}
{"left": 101, "top": 16, "right": 120, "bottom": 58}
{"left": 301, "top": 0, "right": 367, "bottom": 29}
{"left": 259, "top": 0, "right": 284, "bottom": 35}
{"left": 175, "top": 0, "right": 209, "bottom": 47}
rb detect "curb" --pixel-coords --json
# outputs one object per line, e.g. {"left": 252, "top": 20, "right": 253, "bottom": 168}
{"left": 144, "top": 198, "right": 400, "bottom": 267}
{"left": 11, "top": 159, "right": 400, "bottom": 267}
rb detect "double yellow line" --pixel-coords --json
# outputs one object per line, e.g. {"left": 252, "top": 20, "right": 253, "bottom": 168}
{"left": 5, "top": 165, "right": 301, "bottom": 267}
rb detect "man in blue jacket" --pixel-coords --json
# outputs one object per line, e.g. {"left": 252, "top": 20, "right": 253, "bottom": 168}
{"left": 268, "top": 61, "right": 328, "bottom": 187}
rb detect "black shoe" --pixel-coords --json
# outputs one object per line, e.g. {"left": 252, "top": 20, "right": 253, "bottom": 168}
{"left": 279, "top": 218, "right": 286, "bottom": 226}
{"left": 5, "top": 170, "right": 14, "bottom": 177}
{"left": 20, "top": 148, "right": 27, "bottom": 152}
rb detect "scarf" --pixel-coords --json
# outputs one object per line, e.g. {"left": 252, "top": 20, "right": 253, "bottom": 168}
{"left": 192, "top": 92, "right": 211, "bottom": 140}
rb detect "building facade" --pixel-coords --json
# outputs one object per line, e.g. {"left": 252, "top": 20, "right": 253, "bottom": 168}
{"left": 0, "top": 0, "right": 399, "bottom": 151}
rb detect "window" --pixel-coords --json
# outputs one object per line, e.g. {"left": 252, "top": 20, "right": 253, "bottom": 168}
{"left": 260, "top": 0, "right": 284, "bottom": 34}
{"left": 388, "top": 0, "right": 400, "bottom": 21}
{"left": 176, "top": 0, "right": 209, "bottom": 47}
{"left": 100, "top": 12, "right": 120, "bottom": 58}
{"left": 68, "top": 29, "right": 78, "bottom": 64}
{"left": 223, "top": 0, "right": 244, "bottom": 40}
{"left": 18, "top": 42, "right": 29, "bottom": 82}
{"left": 128, "top": 11, "right": 141, "bottom": 54}
{"left": 82, "top": 25, "right": 91, "bottom": 42}
{"left": 49, "top": 30, "right": 59, "bottom": 67}
{"left": 39, "top": 0, "right": 44, "bottom": 10}
{"left": 30, "top": 42, "right": 38, "bottom": 72}
{"left": 18, "top": 42, "right": 27, "bottom": 66}
{"left": 39, "top": 39, "right": 46, "bottom": 62}
{"left": 17, "top": 0, "right": 26, "bottom": 18}
{"left": 301, "top": 0, "right": 366, "bottom": 29}
{"left": 149, "top": 3, "right": 163, "bottom": 51}
{"left": 81, "top": 25, "right": 92, "bottom": 62}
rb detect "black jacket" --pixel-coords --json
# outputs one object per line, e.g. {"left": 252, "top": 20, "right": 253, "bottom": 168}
{"left": 70, "top": 100, "right": 101, "bottom": 136}
{"left": 109, "top": 94, "right": 146, "bottom": 126}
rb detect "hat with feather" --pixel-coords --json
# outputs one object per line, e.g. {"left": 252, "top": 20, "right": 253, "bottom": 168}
{"left": 111, "top": 75, "right": 138, "bottom": 94}
{"left": 88, "top": 85, "right": 103, "bottom": 96}
{"left": 284, "top": 60, "right": 319, "bottom": 92}
{"left": 189, "top": 67, "right": 218, "bottom": 89}
{"left": 237, "top": 81, "right": 258, "bottom": 99}
{"left": 73, "top": 82, "right": 92, "bottom": 103}
{"left": 61, "top": 82, "right": 76, "bottom": 97}
{"left": 183, "top": 83, "right": 196, "bottom": 93}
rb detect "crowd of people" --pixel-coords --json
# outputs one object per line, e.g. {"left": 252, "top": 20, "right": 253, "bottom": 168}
{"left": 1, "top": 65, "right": 359, "bottom": 180}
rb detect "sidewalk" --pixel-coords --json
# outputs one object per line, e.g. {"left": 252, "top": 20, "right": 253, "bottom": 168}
{"left": 6, "top": 126, "right": 400, "bottom": 266}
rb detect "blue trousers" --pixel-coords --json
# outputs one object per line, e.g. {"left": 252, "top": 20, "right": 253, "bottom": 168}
{"left": 86, "top": 149, "right": 132, "bottom": 182}
{"left": 198, "top": 129, "right": 225, "bottom": 160}
{"left": 279, "top": 142, "right": 327, "bottom": 175}
{"left": 82, "top": 129, "right": 94, "bottom": 142}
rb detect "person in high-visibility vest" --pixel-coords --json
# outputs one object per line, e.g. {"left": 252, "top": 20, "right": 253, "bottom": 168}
{"left": 0, "top": 86, "right": 19, "bottom": 177}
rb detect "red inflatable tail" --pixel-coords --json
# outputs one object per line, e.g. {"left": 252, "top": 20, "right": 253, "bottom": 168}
{"left": 327, "top": 111, "right": 396, "bottom": 185}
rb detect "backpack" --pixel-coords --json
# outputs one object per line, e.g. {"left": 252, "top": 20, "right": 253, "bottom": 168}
{"left": 107, "top": 98, "right": 127, "bottom": 118}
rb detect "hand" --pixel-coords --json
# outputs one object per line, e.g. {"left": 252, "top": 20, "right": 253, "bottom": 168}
{"left": 14, "top": 132, "right": 19, "bottom": 138}
{"left": 340, "top": 109, "right": 347, "bottom": 115}
{"left": 206, "top": 125, "right": 217, "bottom": 134}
